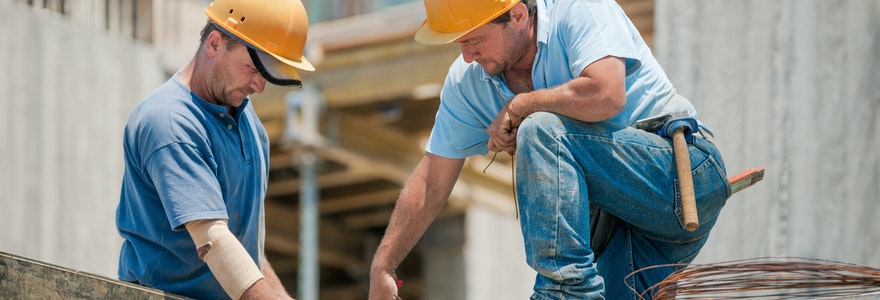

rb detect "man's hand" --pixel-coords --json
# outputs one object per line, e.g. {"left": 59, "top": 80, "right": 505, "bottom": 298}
{"left": 369, "top": 271, "right": 401, "bottom": 300}
{"left": 487, "top": 104, "right": 523, "bottom": 155}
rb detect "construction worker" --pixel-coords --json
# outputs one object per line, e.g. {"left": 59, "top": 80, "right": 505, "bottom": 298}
{"left": 115, "top": 0, "right": 312, "bottom": 299}
{"left": 369, "top": 0, "right": 731, "bottom": 299}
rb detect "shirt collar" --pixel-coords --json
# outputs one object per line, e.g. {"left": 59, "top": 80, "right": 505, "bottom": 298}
{"left": 173, "top": 75, "right": 250, "bottom": 120}
{"left": 535, "top": 0, "right": 550, "bottom": 47}
{"left": 477, "top": 0, "right": 549, "bottom": 83}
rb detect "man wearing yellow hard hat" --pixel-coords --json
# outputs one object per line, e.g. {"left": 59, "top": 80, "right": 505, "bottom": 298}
{"left": 116, "top": 0, "right": 312, "bottom": 299}
{"left": 370, "top": 0, "right": 730, "bottom": 299}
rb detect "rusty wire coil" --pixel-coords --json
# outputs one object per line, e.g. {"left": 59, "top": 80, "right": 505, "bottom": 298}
{"left": 625, "top": 257, "right": 880, "bottom": 299}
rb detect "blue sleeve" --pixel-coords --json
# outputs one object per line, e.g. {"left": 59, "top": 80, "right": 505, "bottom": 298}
{"left": 426, "top": 87, "right": 490, "bottom": 158}
{"left": 146, "top": 143, "right": 228, "bottom": 230}
{"left": 558, "top": 0, "right": 641, "bottom": 77}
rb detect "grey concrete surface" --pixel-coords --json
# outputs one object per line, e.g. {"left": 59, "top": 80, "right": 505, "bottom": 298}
{"left": 655, "top": 0, "right": 880, "bottom": 267}
{"left": 0, "top": 2, "right": 165, "bottom": 278}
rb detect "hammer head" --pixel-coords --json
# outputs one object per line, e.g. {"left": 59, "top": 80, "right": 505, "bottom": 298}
{"left": 634, "top": 111, "right": 697, "bottom": 138}
{"left": 633, "top": 113, "right": 672, "bottom": 133}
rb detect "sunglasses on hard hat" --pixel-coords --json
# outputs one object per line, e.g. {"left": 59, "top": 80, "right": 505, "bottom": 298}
{"left": 212, "top": 23, "right": 303, "bottom": 87}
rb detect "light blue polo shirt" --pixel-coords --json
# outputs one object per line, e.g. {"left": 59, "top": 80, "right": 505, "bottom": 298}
{"left": 116, "top": 75, "right": 268, "bottom": 300}
{"left": 426, "top": 0, "right": 693, "bottom": 159}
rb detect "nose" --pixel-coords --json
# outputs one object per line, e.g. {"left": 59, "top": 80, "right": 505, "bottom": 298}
{"left": 459, "top": 44, "right": 478, "bottom": 63}
{"left": 251, "top": 74, "right": 266, "bottom": 94}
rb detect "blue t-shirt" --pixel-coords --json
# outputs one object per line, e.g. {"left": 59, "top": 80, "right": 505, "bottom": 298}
{"left": 426, "top": 0, "right": 695, "bottom": 159}
{"left": 116, "top": 75, "right": 268, "bottom": 299}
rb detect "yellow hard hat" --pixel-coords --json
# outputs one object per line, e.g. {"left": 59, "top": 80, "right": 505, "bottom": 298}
{"left": 205, "top": 0, "right": 314, "bottom": 86}
{"left": 415, "top": 0, "right": 520, "bottom": 45}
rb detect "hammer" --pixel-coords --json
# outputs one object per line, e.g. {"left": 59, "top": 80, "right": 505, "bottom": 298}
{"left": 634, "top": 112, "right": 701, "bottom": 232}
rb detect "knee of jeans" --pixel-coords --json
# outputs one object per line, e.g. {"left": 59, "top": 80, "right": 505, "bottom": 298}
{"left": 518, "top": 112, "right": 563, "bottom": 139}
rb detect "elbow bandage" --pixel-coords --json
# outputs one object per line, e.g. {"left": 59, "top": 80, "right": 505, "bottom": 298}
{"left": 186, "top": 219, "right": 264, "bottom": 300}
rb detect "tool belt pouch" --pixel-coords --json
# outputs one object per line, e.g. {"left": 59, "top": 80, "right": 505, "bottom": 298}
{"left": 589, "top": 204, "right": 616, "bottom": 258}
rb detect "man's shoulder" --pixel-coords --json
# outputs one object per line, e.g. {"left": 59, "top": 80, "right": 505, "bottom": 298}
{"left": 133, "top": 77, "right": 207, "bottom": 126}
{"left": 125, "top": 77, "right": 209, "bottom": 150}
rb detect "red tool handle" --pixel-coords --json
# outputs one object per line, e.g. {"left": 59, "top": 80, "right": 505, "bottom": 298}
{"left": 673, "top": 127, "right": 699, "bottom": 232}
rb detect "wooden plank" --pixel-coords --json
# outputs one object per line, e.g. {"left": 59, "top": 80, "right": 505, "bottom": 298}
{"left": 320, "top": 189, "right": 401, "bottom": 214}
{"left": 728, "top": 167, "right": 765, "bottom": 195}
{"left": 264, "top": 233, "right": 361, "bottom": 271}
{"left": 267, "top": 167, "right": 385, "bottom": 197}
{"left": 0, "top": 251, "right": 190, "bottom": 299}
{"left": 307, "top": 1, "right": 424, "bottom": 52}
{"left": 264, "top": 202, "right": 366, "bottom": 270}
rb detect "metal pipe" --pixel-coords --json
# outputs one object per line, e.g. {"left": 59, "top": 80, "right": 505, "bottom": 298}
{"left": 298, "top": 149, "right": 318, "bottom": 300}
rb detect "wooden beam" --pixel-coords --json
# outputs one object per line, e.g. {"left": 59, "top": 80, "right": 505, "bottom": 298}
{"left": 619, "top": 0, "right": 654, "bottom": 17}
{"left": 339, "top": 199, "right": 468, "bottom": 230}
{"left": 268, "top": 167, "right": 366, "bottom": 197}
{"left": 0, "top": 251, "right": 190, "bottom": 299}
{"left": 306, "top": 42, "right": 459, "bottom": 108}
{"left": 264, "top": 202, "right": 366, "bottom": 271}
{"left": 321, "top": 189, "right": 401, "bottom": 215}
{"left": 264, "top": 233, "right": 362, "bottom": 272}
{"left": 340, "top": 209, "right": 394, "bottom": 230}
{"left": 306, "top": 2, "right": 425, "bottom": 52}
{"left": 335, "top": 112, "right": 426, "bottom": 168}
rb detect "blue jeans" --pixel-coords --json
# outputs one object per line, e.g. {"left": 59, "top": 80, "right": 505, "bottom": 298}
{"left": 515, "top": 112, "right": 730, "bottom": 300}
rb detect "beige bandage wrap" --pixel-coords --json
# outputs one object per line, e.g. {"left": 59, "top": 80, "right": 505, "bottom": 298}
{"left": 186, "top": 219, "right": 264, "bottom": 300}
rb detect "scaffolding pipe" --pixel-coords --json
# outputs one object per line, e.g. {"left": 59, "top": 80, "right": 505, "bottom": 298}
{"left": 285, "top": 87, "right": 324, "bottom": 300}
{"left": 298, "top": 149, "right": 318, "bottom": 300}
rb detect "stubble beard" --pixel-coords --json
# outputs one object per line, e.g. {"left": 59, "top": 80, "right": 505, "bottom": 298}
{"left": 208, "top": 71, "right": 250, "bottom": 108}
{"left": 483, "top": 28, "right": 530, "bottom": 76}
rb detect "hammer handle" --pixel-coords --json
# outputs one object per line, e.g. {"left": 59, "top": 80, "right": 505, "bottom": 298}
{"left": 673, "top": 127, "right": 699, "bottom": 232}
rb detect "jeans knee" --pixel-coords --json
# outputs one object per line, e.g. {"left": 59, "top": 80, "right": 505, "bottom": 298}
{"left": 518, "top": 112, "right": 564, "bottom": 142}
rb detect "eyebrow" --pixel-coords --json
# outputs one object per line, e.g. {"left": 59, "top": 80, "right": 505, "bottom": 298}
{"left": 457, "top": 35, "right": 482, "bottom": 45}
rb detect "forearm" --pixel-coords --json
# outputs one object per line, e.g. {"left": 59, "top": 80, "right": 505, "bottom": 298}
{"left": 261, "top": 260, "right": 293, "bottom": 299}
{"left": 186, "top": 219, "right": 265, "bottom": 300}
{"left": 370, "top": 155, "right": 463, "bottom": 275}
{"left": 371, "top": 175, "right": 444, "bottom": 275}
{"left": 508, "top": 56, "right": 627, "bottom": 124}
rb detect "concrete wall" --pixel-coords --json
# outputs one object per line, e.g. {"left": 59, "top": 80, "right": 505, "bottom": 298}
{"left": 655, "top": 0, "right": 880, "bottom": 266}
{"left": 0, "top": 3, "right": 165, "bottom": 277}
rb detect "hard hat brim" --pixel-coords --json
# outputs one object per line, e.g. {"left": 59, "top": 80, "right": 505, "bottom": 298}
{"left": 414, "top": 20, "right": 469, "bottom": 45}
{"left": 414, "top": 0, "right": 519, "bottom": 45}
{"left": 249, "top": 48, "right": 304, "bottom": 87}
{"left": 210, "top": 22, "right": 315, "bottom": 72}
{"left": 211, "top": 23, "right": 313, "bottom": 87}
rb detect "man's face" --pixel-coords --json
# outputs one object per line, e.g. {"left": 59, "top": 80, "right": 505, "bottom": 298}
{"left": 206, "top": 39, "right": 267, "bottom": 108}
{"left": 454, "top": 20, "right": 530, "bottom": 76}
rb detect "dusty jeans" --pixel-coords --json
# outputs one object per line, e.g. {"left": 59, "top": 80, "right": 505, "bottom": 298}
{"left": 515, "top": 112, "right": 730, "bottom": 300}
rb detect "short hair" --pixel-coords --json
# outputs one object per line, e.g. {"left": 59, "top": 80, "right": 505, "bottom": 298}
{"left": 199, "top": 20, "right": 240, "bottom": 50}
{"left": 490, "top": 0, "right": 537, "bottom": 24}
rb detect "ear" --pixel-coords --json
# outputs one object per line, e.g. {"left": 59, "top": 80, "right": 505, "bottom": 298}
{"left": 204, "top": 30, "right": 224, "bottom": 57}
{"left": 509, "top": 2, "right": 530, "bottom": 27}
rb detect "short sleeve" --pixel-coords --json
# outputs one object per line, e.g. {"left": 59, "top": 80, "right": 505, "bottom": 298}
{"left": 558, "top": 0, "right": 641, "bottom": 77}
{"left": 146, "top": 142, "right": 228, "bottom": 230}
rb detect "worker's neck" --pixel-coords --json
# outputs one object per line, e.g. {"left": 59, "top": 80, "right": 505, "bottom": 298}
{"left": 506, "top": 23, "right": 538, "bottom": 74}
{"left": 179, "top": 57, "right": 213, "bottom": 106}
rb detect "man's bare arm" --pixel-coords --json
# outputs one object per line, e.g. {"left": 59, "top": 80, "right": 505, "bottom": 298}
{"left": 369, "top": 153, "right": 465, "bottom": 299}
{"left": 510, "top": 55, "right": 627, "bottom": 125}
{"left": 260, "top": 259, "right": 294, "bottom": 299}
{"left": 487, "top": 55, "right": 627, "bottom": 154}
